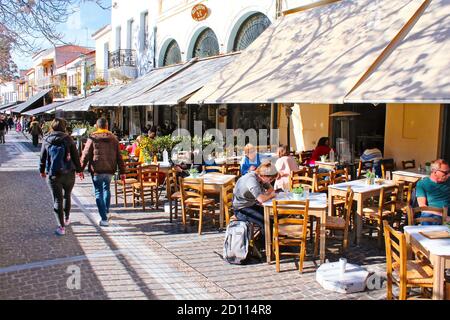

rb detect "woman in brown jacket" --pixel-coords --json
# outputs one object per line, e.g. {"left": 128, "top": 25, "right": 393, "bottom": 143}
{"left": 80, "top": 118, "right": 126, "bottom": 226}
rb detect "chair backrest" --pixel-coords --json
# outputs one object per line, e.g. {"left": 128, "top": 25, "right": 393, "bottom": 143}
{"left": 395, "top": 179, "right": 418, "bottom": 205}
{"left": 381, "top": 158, "right": 396, "bottom": 179}
{"left": 383, "top": 220, "right": 407, "bottom": 287}
{"left": 222, "top": 180, "right": 235, "bottom": 225}
{"left": 406, "top": 205, "right": 448, "bottom": 225}
{"left": 402, "top": 160, "right": 416, "bottom": 170}
{"left": 343, "top": 187, "right": 355, "bottom": 228}
{"left": 313, "top": 172, "right": 331, "bottom": 193}
{"left": 224, "top": 163, "right": 240, "bottom": 177}
{"left": 203, "top": 165, "right": 225, "bottom": 174}
{"left": 166, "top": 169, "right": 179, "bottom": 196}
{"left": 138, "top": 163, "right": 159, "bottom": 185}
{"left": 272, "top": 199, "right": 310, "bottom": 240}
{"left": 300, "top": 150, "right": 313, "bottom": 166}
{"left": 357, "top": 160, "right": 374, "bottom": 179}
{"left": 289, "top": 171, "right": 314, "bottom": 191}
{"left": 123, "top": 161, "right": 141, "bottom": 179}
{"left": 377, "top": 185, "right": 400, "bottom": 213}
{"left": 180, "top": 177, "right": 205, "bottom": 204}
{"left": 331, "top": 167, "right": 349, "bottom": 184}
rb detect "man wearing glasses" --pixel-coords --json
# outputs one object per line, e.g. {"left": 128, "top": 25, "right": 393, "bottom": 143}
{"left": 416, "top": 159, "right": 450, "bottom": 224}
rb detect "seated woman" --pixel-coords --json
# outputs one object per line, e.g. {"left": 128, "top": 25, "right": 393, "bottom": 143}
{"left": 309, "top": 137, "right": 331, "bottom": 165}
{"left": 233, "top": 162, "right": 278, "bottom": 239}
{"left": 240, "top": 144, "right": 262, "bottom": 175}
{"left": 274, "top": 144, "right": 299, "bottom": 190}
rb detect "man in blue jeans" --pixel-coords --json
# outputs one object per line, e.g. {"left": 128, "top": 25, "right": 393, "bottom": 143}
{"left": 416, "top": 159, "right": 450, "bottom": 225}
{"left": 80, "top": 118, "right": 126, "bottom": 226}
{"left": 232, "top": 162, "right": 277, "bottom": 240}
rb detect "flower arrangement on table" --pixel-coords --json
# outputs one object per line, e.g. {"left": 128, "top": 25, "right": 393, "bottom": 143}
{"left": 365, "top": 170, "right": 376, "bottom": 184}
{"left": 292, "top": 186, "right": 305, "bottom": 200}
{"left": 187, "top": 168, "right": 200, "bottom": 178}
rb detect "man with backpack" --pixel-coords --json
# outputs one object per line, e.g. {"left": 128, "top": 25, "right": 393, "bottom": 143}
{"left": 40, "top": 118, "right": 83, "bottom": 236}
{"left": 80, "top": 118, "right": 126, "bottom": 227}
{"left": 28, "top": 116, "right": 43, "bottom": 147}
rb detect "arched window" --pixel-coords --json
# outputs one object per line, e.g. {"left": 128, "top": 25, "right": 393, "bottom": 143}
{"left": 193, "top": 28, "right": 219, "bottom": 58}
{"left": 163, "top": 40, "right": 182, "bottom": 66}
{"left": 233, "top": 13, "right": 271, "bottom": 51}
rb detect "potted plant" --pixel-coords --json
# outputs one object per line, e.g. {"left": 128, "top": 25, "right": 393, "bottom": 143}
{"left": 292, "top": 186, "right": 304, "bottom": 200}
{"left": 188, "top": 168, "right": 199, "bottom": 178}
{"left": 365, "top": 170, "right": 376, "bottom": 185}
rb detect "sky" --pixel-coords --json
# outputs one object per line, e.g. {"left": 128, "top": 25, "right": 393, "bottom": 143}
{"left": 13, "top": 0, "right": 111, "bottom": 71}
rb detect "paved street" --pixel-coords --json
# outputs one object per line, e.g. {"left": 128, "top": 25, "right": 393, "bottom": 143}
{"left": 0, "top": 131, "right": 390, "bottom": 300}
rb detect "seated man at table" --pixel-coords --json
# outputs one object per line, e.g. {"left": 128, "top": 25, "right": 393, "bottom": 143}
{"left": 240, "top": 144, "right": 262, "bottom": 175}
{"left": 233, "top": 162, "right": 277, "bottom": 241}
{"left": 415, "top": 159, "right": 450, "bottom": 225}
{"left": 360, "top": 141, "right": 383, "bottom": 177}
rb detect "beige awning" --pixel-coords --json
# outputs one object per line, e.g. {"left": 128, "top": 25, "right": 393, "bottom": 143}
{"left": 186, "top": 0, "right": 427, "bottom": 105}
{"left": 92, "top": 63, "right": 187, "bottom": 107}
{"left": 123, "top": 54, "right": 239, "bottom": 106}
{"left": 345, "top": 0, "right": 450, "bottom": 104}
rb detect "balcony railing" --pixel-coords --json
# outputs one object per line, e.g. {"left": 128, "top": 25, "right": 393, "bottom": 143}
{"left": 108, "top": 49, "right": 136, "bottom": 69}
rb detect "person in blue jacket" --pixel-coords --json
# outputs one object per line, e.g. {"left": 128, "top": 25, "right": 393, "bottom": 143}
{"left": 240, "top": 144, "right": 262, "bottom": 175}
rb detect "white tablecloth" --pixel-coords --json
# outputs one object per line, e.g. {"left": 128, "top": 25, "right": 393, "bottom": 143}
{"left": 404, "top": 225, "right": 450, "bottom": 256}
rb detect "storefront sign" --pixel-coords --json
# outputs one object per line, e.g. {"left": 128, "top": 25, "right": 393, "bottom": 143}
{"left": 191, "top": 4, "right": 209, "bottom": 21}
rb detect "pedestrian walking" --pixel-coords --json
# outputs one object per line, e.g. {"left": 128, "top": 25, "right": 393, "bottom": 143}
{"left": 7, "top": 116, "right": 14, "bottom": 131}
{"left": 80, "top": 118, "right": 126, "bottom": 227}
{"left": 0, "top": 116, "right": 7, "bottom": 143}
{"left": 39, "top": 118, "right": 84, "bottom": 236}
{"left": 28, "top": 116, "right": 43, "bottom": 147}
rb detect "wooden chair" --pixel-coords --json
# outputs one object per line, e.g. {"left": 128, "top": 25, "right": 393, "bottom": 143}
{"left": 114, "top": 161, "right": 141, "bottom": 207}
{"left": 316, "top": 187, "right": 354, "bottom": 255}
{"left": 357, "top": 160, "right": 374, "bottom": 179}
{"left": 180, "top": 177, "right": 217, "bottom": 235}
{"left": 272, "top": 199, "right": 317, "bottom": 273}
{"left": 289, "top": 168, "right": 312, "bottom": 190}
{"left": 406, "top": 206, "right": 448, "bottom": 226}
{"left": 223, "top": 163, "right": 240, "bottom": 177}
{"left": 312, "top": 172, "right": 331, "bottom": 193}
{"left": 395, "top": 180, "right": 416, "bottom": 213}
{"left": 402, "top": 160, "right": 416, "bottom": 170}
{"left": 202, "top": 165, "right": 225, "bottom": 174}
{"left": 331, "top": 167, "right": 349, "bottom": 185}
{"left": 222, "top": 180, "right": 235, "bottom": 226}
{"left": 362, "top": 185, "right": 401, "bottom": 247}
{"left": 132, "top": 164, "right": 160, "bottom": 211}
{"left": 299, "top": 150, "right": 313, "bottom": 166}
{"left": 166, "top": 169, "right": 182, "bottom": 223}
{"left": 383, "top": 221, "right": 434, "bottom": 300}
{"left": 381, "top": 158, "right": 396, "bottom": 180}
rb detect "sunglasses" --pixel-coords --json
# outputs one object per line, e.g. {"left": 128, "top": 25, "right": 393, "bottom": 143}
{"left": 436, "top": 169, "right": 450, "bottom": 175}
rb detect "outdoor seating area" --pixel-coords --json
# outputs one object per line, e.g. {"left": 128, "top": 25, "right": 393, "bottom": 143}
{"left": 110, "top": 145, "right": 450, "bottom": 300}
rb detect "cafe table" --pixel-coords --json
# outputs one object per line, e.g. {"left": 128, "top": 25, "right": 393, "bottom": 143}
{"left": 198, "top": 173, "right": 236, "bottom": 229}
{"left": 392, "top": 169, "right": 427, "bottom": 184}
{"left": 404, "top": 225, "right": 450, "bottom": 300}
{"left": 328, "top": 179, "right": 397, "bottom": 246}
{"left": 261, "top": 192, "right": 328, "bottom": 264}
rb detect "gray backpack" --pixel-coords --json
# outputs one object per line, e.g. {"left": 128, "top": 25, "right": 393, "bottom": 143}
{"left": 223, "top": 220, "right": 252, "bottom": 265}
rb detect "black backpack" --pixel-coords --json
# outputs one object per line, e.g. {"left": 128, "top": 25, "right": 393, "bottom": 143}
{"left": 46, "top": 138, "right": 72, "bottom": 176}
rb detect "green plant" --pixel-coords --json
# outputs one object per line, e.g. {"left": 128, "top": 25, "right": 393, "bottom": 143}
{"left": 365, "top": 171, "right": 376, "bottom": 179}
{"left": 292, "top": 186, "right": 304, "bottom": 194}
{"left": 187, "top": 168, "right": 199, "bottom": 177}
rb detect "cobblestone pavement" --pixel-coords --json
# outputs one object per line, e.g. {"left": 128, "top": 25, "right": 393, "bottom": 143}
{"left": 0, "top": 131, "right": 392, "bottom": 300}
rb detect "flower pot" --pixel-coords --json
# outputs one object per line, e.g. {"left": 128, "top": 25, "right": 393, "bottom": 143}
{"left": 293, "top": 192, "right": 304, "bottom": 200}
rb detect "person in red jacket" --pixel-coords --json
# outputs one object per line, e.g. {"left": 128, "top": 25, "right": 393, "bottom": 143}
{"left": 309, "top": 137, "right": 332, "bottom": 165}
